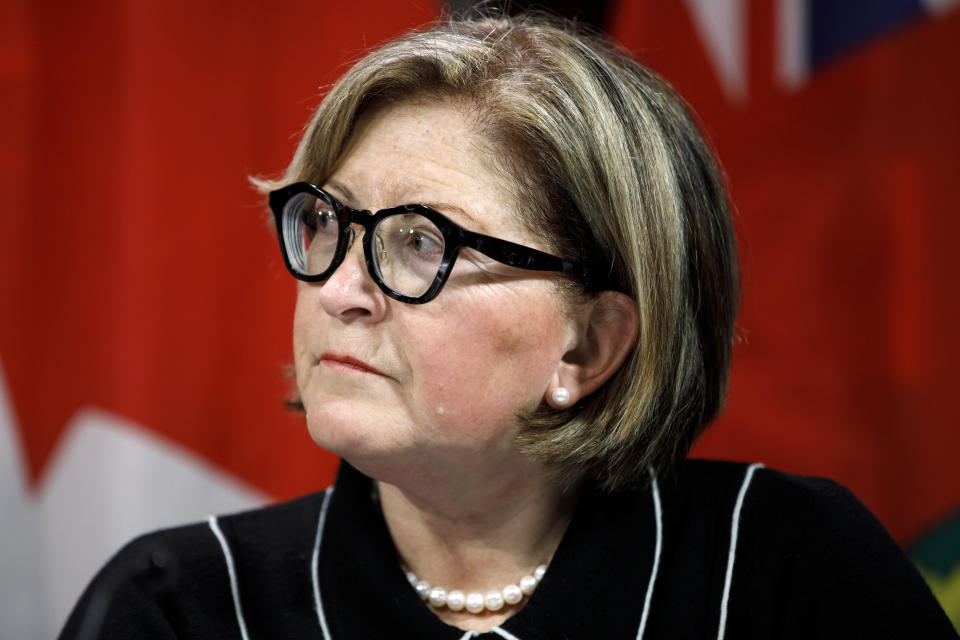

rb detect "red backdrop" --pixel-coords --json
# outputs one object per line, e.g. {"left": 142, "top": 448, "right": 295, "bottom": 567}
{"left": 611, "top": 1, "right": 960, "bottom": 545}
{"left": 3, "top": 0, "right": 958, "bottom": 553}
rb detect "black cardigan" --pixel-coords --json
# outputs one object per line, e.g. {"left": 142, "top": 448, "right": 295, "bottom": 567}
{"left": 59, "top": 459, "right": 957, "bottom": 639}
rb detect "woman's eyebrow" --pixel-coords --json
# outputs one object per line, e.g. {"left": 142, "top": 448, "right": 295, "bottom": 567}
{"left": 326, "top": 179, "right": 487, "bottom": 231}
{"left": 425, "top": 202, "right": 484, "bottom": 229}
{"left": 324, "top": 179, "right": 357, "bottom": 204}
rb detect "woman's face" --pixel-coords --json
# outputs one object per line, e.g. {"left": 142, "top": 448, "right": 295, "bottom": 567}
{"left": 293, "top": 98, "right": 578, "bottom": 483}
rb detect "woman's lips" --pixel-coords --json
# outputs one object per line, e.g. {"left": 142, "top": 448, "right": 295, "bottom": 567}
{"left": 319, "top": 353, "right": 384, "bottom": 376}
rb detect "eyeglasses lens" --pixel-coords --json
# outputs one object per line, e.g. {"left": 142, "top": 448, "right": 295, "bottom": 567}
{"left": 373, "top": 214, "right": 444, "bottom": 298}
{"left": 282, "top": 192, "right": 445, "bottom": 299}
{"left": 282, "top": 193, "right": 339, "bottom": 276}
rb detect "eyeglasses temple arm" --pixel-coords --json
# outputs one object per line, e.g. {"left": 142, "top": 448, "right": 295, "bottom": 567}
{"left": 464, "top": 231, "right": 592, "bottom": 282}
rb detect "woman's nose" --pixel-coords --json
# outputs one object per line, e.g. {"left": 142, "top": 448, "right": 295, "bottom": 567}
{"left": 313, "top": 226, "right": 387, "bottom": 322}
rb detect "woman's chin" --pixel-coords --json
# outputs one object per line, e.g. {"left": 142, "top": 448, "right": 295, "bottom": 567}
{"left": 306, "top": 417, "right": 370, "bottom": 458}
{"left": 305, "top": 412, "right": 409, "bottom": 476}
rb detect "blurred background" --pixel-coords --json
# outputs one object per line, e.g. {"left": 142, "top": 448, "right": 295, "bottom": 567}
{"left": 2, "top": 0, "right": 958, "bottom": 636}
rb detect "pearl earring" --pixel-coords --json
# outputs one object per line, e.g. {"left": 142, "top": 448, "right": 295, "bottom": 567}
{"left": 552, "top": 387, "right": 570, "bottom": 406}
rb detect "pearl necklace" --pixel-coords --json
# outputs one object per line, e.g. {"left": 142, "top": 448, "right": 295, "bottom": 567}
{"left": 405, "top": 562, "right": 549, "bottom": 614}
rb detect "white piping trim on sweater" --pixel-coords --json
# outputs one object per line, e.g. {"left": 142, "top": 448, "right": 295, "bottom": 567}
{"left": 311, "top": 488, "right": 336, "bottom": 640}
{"left": 207, "top": 515, "right": 251, "bottom": 640}
{"left": 635, "top": 466, "right": 663, "bottom": 640}
{"left": 457, "top": 631, "right": 478, "bottom": 640}
{"left": 717, "top": 463, "right": 764, "bottom": 640}
{"left": 491, "top": 626, "right": 524, "bottom": 640}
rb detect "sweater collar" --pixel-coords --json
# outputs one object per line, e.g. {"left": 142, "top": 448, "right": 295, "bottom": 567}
{"left": 315, "top": 461, "right": 660, "bottom": 639}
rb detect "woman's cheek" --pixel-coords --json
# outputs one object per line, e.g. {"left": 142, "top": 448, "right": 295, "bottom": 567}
{"left": 408, "top": 334, "right": 496, "bottom": 428}
{"left": 406, "top": 297, "right": 561, "bottom": 432}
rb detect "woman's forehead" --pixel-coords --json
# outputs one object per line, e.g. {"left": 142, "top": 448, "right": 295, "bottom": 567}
{"left": 325, "top": 176, "right": 484, "bottom": 230}
{"left": 326, "top": 100, "right": 526, "bottom": 235}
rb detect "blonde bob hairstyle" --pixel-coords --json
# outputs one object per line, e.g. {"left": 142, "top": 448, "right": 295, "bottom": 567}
{"left": 262, "top": 13, "right": 739, "bottom": 491}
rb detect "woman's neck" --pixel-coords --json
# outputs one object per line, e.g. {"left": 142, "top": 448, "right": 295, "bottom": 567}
{"left": 375, "top": 461, "right": 579, "bottom": 632}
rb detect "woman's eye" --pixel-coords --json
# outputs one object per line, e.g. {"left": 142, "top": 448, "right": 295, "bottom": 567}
{"left": 404, "top": 228, "right": 443, "bottom": 255}
{"left": 317, "top": 211, "right": 337, "bottom": 231}
{"left": 410, "top": 231, "right": 441, "bottom": 253}
{"left": 377, "top": 214, "right": 445, "bottom": 266}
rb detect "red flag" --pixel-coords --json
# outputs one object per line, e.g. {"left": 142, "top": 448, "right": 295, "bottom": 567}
{"left": 0, "top": 1, "right": 437, "bottom": 635}
{"left": 610, "top": 0, "right": 960, "bottom": 545}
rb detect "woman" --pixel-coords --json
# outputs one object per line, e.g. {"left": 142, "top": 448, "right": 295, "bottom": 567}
{"left": 60, "top": 13, "right": 956, "bottom": 639}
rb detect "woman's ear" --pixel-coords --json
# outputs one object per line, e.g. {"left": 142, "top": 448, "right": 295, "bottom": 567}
{"left": 545, "top": 291, "right": 639, "bottom": 408}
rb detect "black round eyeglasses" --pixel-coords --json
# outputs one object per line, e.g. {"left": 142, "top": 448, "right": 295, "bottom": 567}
{"left": 269, "top": 182, "right": 593, "bottom": 304}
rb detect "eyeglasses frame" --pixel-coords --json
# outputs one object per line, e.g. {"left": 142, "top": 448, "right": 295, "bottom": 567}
{"left": 269, "top": 181, "right": 593, "bottom": 304}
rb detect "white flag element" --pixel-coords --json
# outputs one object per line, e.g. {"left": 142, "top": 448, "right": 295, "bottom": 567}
{"left": 924, "top": 0, "right": 960, "bottom": 15}
{"left": 685, "top": 0, "right": 748, "bottom": 99}
{"left": 777, "top": 0, "right": 960, "bottom": 89}
{"left": 776, "top": 0, "right": 808, "bottom": 88}
{"left": 0, "top": 359, "right": 266, "bottom": 640}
